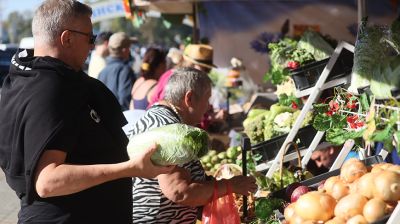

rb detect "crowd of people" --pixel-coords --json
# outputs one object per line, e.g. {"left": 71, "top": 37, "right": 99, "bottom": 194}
{"left": 0, "top": 0, "right": 256, "bottom": 223}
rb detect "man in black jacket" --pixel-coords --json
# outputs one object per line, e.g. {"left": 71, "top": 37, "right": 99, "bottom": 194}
{"left": 0, "top": 0, "right": 172, "bottom": 223}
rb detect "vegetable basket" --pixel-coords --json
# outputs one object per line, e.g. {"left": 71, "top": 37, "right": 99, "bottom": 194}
{"left": 270, "top": 155, "right": 392, "bottom": 224}
{"left": 267, "top": 141, "right": 311, "bottom": 202}
{"left": 251, "top": 125, "right": 316, "bottom": 164}
{"left": 290, "top": 48, "right": 353, "bottom": 90}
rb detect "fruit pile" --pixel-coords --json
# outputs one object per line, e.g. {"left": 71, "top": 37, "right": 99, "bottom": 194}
{"left": 283, "top": 158, "right": 400, "bottom": 223}
{"left": 200, "top": 146, "right": 242, "bottom": 173}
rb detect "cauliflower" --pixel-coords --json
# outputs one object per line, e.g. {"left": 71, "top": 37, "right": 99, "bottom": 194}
{"left": 273, "top": 112, "right": 293, "bottom": 127}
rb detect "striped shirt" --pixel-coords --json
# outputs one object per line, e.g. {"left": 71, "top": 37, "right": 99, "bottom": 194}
{"left": 128, "top": 104, "right": 206, "bottom": 224}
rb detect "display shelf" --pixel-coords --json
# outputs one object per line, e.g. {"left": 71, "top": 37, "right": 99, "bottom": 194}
{"left": 266, "top": 41, "right": 356, "bottom": 178}
{"left": 255, "top": 147, "right": 309, "bottom": 172}
{"left": 294, "top": 74, "right": 351, "bottom": 98}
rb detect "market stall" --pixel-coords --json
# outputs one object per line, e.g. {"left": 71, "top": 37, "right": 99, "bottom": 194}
{"left": 127, "top": 1, "right": 400, "bottom": 223}
{"left": 233, "top": 12, "right": 400, "bottom": 224}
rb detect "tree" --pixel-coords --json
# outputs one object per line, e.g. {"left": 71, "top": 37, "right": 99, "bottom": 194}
{"left": 3, "top": 11, "right": 33, "bottom": 44}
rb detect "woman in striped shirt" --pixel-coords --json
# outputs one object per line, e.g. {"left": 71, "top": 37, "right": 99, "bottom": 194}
{"left": 128, "top": 67, "right": 257, "bottom": 223}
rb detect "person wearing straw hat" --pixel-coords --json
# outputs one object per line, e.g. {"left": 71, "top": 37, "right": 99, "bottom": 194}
{"left": 149, "top": 44, "right": 216, "bottom": 107}
{"left": 149, "top": 44, "right": 227, "bottom": 131}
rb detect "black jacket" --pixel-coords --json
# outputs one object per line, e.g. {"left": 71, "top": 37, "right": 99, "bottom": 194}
{"left": 0, "top": 49, "right": 132, "bottom": 223}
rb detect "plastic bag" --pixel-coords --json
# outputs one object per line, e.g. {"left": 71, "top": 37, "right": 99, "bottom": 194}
{"left": 202, "top": 181, "right": 240, "bottom": 224}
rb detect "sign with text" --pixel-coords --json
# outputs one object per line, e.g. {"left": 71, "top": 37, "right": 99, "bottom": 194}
{"left": 91, "top": 0, "right": 126, "bottom": 23}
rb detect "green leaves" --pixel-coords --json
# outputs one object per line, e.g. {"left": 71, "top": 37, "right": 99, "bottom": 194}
{"left": 127, "top": 123, "right": 210, "bottom": 166}
{"left": 278, "top": 93, "right": 302, "bottom": 108}
{"left": 312, "top": 113, "right": 347, "bottom": 132}
{"left": 313, "top": 103, "right": 329, "bottom": 113}
{"left": 326, "top": 128, "right": 365, "bottom": 146}
{"left": 313, "top": 114, "right": 331, "bottom": 131}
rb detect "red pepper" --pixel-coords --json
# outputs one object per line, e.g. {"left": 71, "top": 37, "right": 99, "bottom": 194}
{"left": 346, "top": 114, "right": 359, "bottom": 124}
{"left": 326, "top": 110, "right": 333, "bottom": 116}
{"left": 287, "top": 61, "right": 300, "bottom": 69}
{"left": 291, "top": 101, "right": 298, "bottom": 109}
{"left": 346, "top": 114, "right": 364, "bottom": 129}
{"left": 346, "top": 100, "right": 357, "bottom": 109}
{"left": 329, "top": 100, "right": 339, "bottom": 112}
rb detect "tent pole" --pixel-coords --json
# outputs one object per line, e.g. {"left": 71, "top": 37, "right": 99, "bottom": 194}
{"left": 358, "top": 0, "right": 367, "bottom": 23}
{"left": 192, "top": 2, "right": 199, "bottom": 44}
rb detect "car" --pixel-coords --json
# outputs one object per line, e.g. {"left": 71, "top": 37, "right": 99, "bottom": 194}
{"left": 0, "top": 44, "right": 19, "bottom": 87}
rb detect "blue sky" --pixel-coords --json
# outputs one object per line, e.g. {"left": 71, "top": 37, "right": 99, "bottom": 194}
{"left": 2, "top": 0, "right": 44, "bottom": 18}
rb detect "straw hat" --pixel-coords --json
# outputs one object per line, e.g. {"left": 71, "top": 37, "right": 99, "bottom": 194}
{"left": 183, "top": 44, "right": 216, "bottom": 69}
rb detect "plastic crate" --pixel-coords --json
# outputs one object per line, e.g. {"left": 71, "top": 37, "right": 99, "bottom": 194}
{"left": 250, "top": 125, "right": 317, "bottom": 164}
{"left": 290, "top": 48, "right": 354, "bottom": 90}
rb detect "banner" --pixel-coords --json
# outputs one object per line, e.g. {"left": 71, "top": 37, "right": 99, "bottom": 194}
{"left": 91, "top": 0, "right": 126, "bottom": 23}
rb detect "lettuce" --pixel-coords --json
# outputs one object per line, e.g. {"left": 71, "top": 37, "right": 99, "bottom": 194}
{"left": 348, "top": 18, "right": 388, "bottom": 93}
{"left": 297, "top": 30, "right": 333, "bottom": 61}
{"left": 127, "top": 123, "right": 209, "bottom": 165}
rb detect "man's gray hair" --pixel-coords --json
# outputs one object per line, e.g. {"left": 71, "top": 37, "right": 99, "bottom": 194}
{"left": 32, "top": 0, "right": 92, "bottom": 45}
{"left": 164, "top": 67, "right": 212, "bottom": 105}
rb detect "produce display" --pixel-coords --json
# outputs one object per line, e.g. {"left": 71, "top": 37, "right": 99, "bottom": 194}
{"left": 282, "top": 158, "right": 400, "bottom": 223}
{"left": 264, "top": 30, "right": 334, "bottom": 85}
{"left": 243, "top": 94, "right": 314, "bottom": 144}
{"left": 127, "top": 123, "right": 209, "bottom": 165}
{"left": 253, "top": 166, "right": 313, "bottom": 193}
{"left": 200, "top": 146, "right": 242, "bottom": 173}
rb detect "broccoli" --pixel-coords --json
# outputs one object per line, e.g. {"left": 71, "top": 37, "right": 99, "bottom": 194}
{"left": 291, "top": 110, "right": 314, "bottom": 127}
{"left": 263, "top": 121, "right": 275, "bottom": 141}
{"left": 244, "top": 112, "right": 269, "bottom": 144}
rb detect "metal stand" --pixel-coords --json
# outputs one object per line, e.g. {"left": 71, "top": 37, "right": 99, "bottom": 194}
{"left": 266, "top": 41, "right": 355, "bottom": 178}
{"left": 241, "top": 135, "right": 250, "bottom": 218}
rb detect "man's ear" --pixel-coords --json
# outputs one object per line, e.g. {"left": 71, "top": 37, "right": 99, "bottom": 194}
{"left": 184, "top": 90, "right": 194, "bottom": 108}
{"left": 60, "top": 30, "right": 72, "bottom": 48}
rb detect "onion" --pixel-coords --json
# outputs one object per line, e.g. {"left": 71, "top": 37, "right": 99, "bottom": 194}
{"left": 286, "top": 182, "right": 302, "bottom": 200}
{"left": 346, "top": 215, "right": 368, "bottom": 224}
{"left": 284, "top": 202, "right": 296, "bottom": 221}
{"left": 291, "top": 185, "right": 310, "bottom": 202}
{"left": 325, "top": 217, "right": 346, "bottom": 224}
{"left": 340, "top": 158, "right": 367, "bottom": 183}
{"left": 334, "top": 193, "right": 368, "bottom": 220}
{"left": 387, "top": 165, "right": 400, "bottom": 174}
{"left": 371, "top": 163, "right": 391, "bottom": 173}
{"left": 356, "top": 172, "right": 377, "bottom": 199}
{"left": 363, "top": 198, "right": 387, "bottom": 223}
{"left": 289, "top": 213, "right": 305, "bottom": 224}
{"left": 324, "top": 176, "right": 340, "bottom": 195}
{"left": 317, "top": 180, "right": 325, "bottom": 192}
{"left": 294, "top": 191, "right": 336, "bottom": 221}
{"left": 330, "top": 179, "right": 349, "bottom": 200}
{"left": 373, "top": 170, "right": 400, "bottom": 202}
{"left": 348, "top": 180, "right": 358, "bottom": 195}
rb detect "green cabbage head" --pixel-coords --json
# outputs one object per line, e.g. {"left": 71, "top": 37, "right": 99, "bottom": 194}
{"left": 127, "top": 123, "right": 209, "bottom": 165}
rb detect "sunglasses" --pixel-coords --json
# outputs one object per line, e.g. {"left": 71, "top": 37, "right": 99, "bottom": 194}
{"left": 66, "top": 29, "right": 97, "bottom": 45}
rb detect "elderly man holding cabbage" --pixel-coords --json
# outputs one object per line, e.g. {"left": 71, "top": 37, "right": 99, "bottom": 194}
{"left": 127, "top": 67, "right": 257, "bottom": 223}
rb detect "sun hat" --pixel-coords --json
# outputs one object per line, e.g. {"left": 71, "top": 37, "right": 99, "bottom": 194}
{"left": 183, "top": 44, "right": 216, "bottom": 69}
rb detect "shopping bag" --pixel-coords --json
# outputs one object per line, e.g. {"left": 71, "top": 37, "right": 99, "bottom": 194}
{"left": 201, "top": 180, "right": 241, "bottom": 224}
